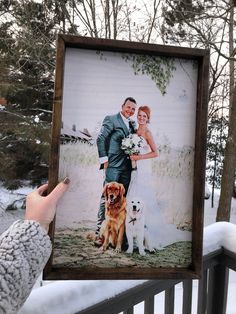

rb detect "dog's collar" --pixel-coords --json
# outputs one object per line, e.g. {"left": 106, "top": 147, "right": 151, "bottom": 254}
{"left": 129, "top": 218, "right": 137, "bottom": 224}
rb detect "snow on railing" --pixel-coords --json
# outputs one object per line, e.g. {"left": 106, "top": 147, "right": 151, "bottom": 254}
{"left": 19, "top": 280, "right": 147, "bottom": 314}
{"left": 203, "top": 222, "right": 236, "bottom": 255}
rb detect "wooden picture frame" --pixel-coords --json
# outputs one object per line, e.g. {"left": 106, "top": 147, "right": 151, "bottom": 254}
{"left": 44, "top": 34, "right": 209, "bottom": 280}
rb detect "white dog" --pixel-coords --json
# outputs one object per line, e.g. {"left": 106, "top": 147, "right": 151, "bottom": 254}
{"left": 125, "top": 197, "right": 154, "bottom": 256}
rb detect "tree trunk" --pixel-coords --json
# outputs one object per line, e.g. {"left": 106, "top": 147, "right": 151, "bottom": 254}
{"left": 211, "top": 152, "right": 217, "bottom": 208}
{"left": 216, "top": 84, "right": 236, "bottom": 221}
{"left": 233, "top": 175, "right": 236, "bottom": 198}
{"left": 216, "top": 1, "right": 235, "bottom": 221}
{"left": 229, "top": 0, "right": 235, "bottom": 125}
{"left": 229, "top": 0, "right": 236, "bottom": 198}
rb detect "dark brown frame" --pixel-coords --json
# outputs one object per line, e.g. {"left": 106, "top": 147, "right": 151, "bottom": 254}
{"left": 43, "top": 34, "right": 209, "bottom": 280}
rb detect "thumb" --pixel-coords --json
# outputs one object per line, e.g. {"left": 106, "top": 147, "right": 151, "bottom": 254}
{"left": 47, "top": 178, "right": 70, "bottom": 204}
{"left": 37, "top": 183, "right": 49, "bottom": 196}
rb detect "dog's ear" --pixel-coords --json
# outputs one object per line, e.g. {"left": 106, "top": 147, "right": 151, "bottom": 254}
{"left": 119, "top": 183, "right": 125, "bottom": 197}
{"left": 103, "top": 184, "right": 108, "bottom": 200}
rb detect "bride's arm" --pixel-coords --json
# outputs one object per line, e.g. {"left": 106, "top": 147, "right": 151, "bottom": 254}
{"left": 131, "top": 130, "right": 158, "bottom": 161}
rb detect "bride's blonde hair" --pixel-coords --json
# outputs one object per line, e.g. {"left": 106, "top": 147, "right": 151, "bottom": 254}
{"left": 138, "top": 106, "right": 151, "bottom": 123}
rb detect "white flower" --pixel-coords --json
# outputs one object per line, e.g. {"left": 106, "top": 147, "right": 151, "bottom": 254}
{"left": 121, "top": 134, "right": 143, "bottom": 155}
{"left": 132, "top": 134, "right": 141, "bottom": 145}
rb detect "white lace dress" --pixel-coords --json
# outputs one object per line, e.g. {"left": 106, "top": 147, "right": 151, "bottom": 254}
{"left": 127, "top": 137, "right": 191, "bottom": 249}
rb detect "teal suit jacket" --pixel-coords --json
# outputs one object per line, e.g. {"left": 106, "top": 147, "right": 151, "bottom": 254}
{"left": 97, "top": 113, "right": 132, "bottom": 170}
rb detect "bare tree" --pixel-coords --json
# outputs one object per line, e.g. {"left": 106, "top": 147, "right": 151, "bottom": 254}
{"left": 161, "top": 0, "right": 236, "bottom": 220}
{"left": 216, "top": 0, "right": 236, "bottom": 221}
{"left": 217, "top": 83, "right": 236, "bottom": 220}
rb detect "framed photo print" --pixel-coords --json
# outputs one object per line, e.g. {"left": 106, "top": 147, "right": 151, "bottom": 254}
{"left": 44, "top": 35, "right": 209, "bottom": 280}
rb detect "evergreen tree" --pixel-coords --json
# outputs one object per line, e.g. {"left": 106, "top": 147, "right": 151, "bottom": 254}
{"left": 0, "top": 0, "right": 57, "bottom": 189}
{"left": 0, "top": 1, "right": 55, "bottom": 110}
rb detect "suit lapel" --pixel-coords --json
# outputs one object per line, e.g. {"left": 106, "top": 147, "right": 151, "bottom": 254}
{"left": 117, "top": 113, "right": 129, "bottom": 136}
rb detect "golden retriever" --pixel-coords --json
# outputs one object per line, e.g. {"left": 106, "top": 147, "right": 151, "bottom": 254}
{"left": 100, "top": 181, "right": 126, "bottom": 252}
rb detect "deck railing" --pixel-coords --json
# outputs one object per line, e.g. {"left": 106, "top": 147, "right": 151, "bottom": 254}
{"left": 76, "top": 248, "right": 236, "bottom": 314}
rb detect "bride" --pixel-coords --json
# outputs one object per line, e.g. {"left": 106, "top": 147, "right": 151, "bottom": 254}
{"left": 127, "top": 106, "right": 191, "bottom": 250}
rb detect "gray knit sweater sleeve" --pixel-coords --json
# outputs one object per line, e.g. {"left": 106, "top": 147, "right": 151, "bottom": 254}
{"left": 0, "top": 220, "right": 52, "bottom": 314}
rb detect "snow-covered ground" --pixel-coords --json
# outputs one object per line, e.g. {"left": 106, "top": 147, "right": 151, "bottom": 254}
{"left": 1, "top": 185, "right": 236, "bottom": 313}
{"left": 0, "top": 185, "right": 31, "bottom": 234}
{"left": 204, "top": 189, "right": 236, "bottom": 226}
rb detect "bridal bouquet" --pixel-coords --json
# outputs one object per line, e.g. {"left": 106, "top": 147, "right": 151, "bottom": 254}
{"left": 121, "top": 134, "right": 143, "bottom": 169}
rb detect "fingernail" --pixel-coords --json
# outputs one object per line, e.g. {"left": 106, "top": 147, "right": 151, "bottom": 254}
{"left": 63, "top": 177, "right": 70, "bottom": 184}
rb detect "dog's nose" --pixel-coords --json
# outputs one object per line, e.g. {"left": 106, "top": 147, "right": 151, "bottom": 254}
{"left": 110, "top": 194, "right": 114, "bottom": 199}
{"left": 133, "top": 205, "right": 137, "bottom": 211}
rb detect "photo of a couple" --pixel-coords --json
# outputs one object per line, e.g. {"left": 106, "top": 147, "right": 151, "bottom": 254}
{"left": 95, "top": 97, "right": 190, "bottom": 256}
{"left": 51, "top": 45, "right": 199, "bottom": 274}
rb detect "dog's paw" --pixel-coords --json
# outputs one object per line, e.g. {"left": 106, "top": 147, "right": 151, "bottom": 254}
{"left": 99, "top": 245, "right": 106, "bottom": 253}
{"left": 139, "top": 250, "right": 146, "bottom": 256}
{"left": 147, "top": 248, "right": 155, "bottom": 254}
{"left": 126, "top": 248, "right": 133, "bottom": 254}
{"left": 114, "top": 247, "right": 121, "bottom": 253}
{"left": 150, "top": 250, "right": 156, "bottom": 254}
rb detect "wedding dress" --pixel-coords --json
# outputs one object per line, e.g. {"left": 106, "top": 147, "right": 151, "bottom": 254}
{"left": 126, "top": 136, "right": 191, "bottom": 249}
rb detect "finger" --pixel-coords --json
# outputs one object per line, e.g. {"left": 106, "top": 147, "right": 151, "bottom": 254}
{"left": 37, "top": 184, "right": 49, "bottom": 196}
{"left": 47, "top": 179, "right": 70, "bottom": 203}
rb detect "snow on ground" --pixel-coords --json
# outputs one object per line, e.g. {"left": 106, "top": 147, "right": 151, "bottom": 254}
{"left": 204, "top": 188, "right": 236, "bottom": 226}
{"left": 0, "top": 185, "right": 33, "bottom": 234}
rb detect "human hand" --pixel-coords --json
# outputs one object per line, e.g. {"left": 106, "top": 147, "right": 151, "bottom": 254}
{"left": 103, "top": 161, "right": 109, "bottom": 169}
{"left": 25, "top": 178, "right": 70, "bottom": 232}
{"left": 130, "top": 155, "right": 140, "bottom": 161}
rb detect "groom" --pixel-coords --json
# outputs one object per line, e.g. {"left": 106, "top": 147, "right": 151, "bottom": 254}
{"left": 95, "top": 97, "right": 137, "bottom": 246}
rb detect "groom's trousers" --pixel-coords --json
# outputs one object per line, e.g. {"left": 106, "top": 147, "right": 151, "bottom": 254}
{"left": 96, "top": 167, "right": 131, "bottom": 235}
